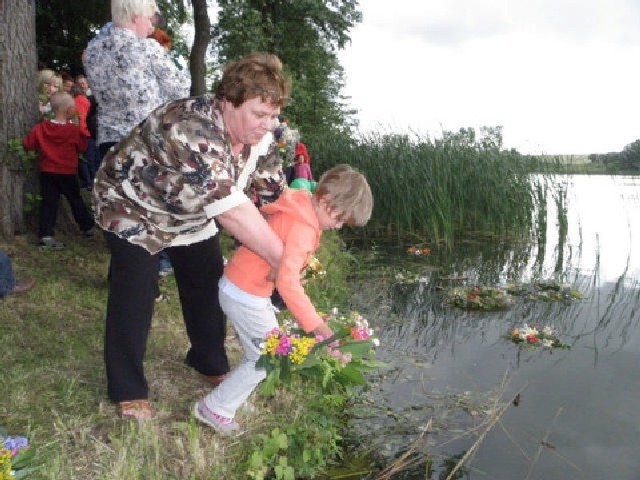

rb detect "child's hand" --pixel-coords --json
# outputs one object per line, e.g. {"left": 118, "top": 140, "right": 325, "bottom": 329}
{"left": 313, "top": 323, "right": 334, "bottom": 339}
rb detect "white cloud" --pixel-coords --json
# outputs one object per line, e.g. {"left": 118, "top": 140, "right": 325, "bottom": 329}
{"left": 339, "top": 0, "right": 640, "bottom": 154}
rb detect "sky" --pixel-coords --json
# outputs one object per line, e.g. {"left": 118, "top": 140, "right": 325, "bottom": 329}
{"left": 338, "top": 0, "right": 640, "bottom": 155}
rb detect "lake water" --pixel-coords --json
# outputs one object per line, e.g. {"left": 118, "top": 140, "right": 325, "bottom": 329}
{"left": 347, "top": 175, "right": 640, "bottom": 479}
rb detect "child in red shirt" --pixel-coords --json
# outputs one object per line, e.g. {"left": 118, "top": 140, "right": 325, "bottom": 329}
{"left": 23, "top": 92, "right": 94, "bottom": 248}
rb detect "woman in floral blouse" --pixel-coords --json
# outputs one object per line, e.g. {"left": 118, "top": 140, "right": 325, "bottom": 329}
{"left": 91, "top": 51, "right": 290, "bottom": 420}
{"left": 83, "top": 0, "right": 189, "bottom": 158}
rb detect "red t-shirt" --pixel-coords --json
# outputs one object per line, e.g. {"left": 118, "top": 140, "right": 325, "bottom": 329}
{"left": 23, "top": 120, "right": 88, "bottom": 175}
{"left": 74, "top": 95, "right": 91, "bottom": 137}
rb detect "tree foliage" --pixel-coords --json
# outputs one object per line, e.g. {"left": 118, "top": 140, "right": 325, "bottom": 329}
{"left": 215, "top": 0, "right": 362, "bottom": 136}
{"left": 621, "top": 139, "right": 640, "bottom": 172}
{"left": 35, "top": 0, "right": 110, "bottom": 74}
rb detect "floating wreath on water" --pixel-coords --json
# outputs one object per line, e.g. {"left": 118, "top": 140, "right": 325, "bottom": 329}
{"left": 444, "top": 281, "right": 582, "bottom": 310}
{"left": 506, "top": 282, "right": 582, "bottom": 301}
{"left": 406, "top": 246, "right": 431, "bottom": 256}
{"left": 445, "top": 286, "right": 515, "bottom": 311}
{"left": 508, "top": 324, "right": 571, "bottom": 349}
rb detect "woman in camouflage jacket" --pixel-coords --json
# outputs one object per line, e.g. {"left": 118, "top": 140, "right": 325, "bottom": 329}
{"left": 93, "top": 52, "right": 290, "bottom": 419}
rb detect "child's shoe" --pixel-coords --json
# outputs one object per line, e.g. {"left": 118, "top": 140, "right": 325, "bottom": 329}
{"left": 193, "top": 399, "right": 241, "bottom": 436}
{"left": 39, "top": 236, "right": 65, "bottom": 249}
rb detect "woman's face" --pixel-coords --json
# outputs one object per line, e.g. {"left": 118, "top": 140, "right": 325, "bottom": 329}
{"left": 223, "top": 97, "right": 280, "bottom": 147}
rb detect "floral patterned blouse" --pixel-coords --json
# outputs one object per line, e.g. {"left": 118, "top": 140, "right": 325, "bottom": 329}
{"left": 83, "top": 25, "right": 190, "bottom": 145}
{"left": 93, "top": 95, "right": 286, "bottom": 254}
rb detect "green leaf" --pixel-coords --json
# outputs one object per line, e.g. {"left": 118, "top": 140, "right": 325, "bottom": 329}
{"left": 12, "top": 447, "right": 36, "bottom": 469}
{"left": 336, "top": 364, "right": 365, "bottom": 385}
{"left": 339, "top": 340, "right": 374, "bottom": 356}
{"left": 259, "top": 370, "right": 278, "bottom": 396}
{"left": 276, "top": 432, "right": 288, "bottom": 449}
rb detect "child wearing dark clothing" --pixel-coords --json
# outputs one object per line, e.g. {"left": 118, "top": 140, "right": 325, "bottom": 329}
{"left": 23, "top": 91, "right": 94, "bottom": 248}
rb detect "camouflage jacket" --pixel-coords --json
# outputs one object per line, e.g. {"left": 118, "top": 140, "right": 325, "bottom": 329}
{"left": 93, "top": 95, "right": 285, "bottom": 253}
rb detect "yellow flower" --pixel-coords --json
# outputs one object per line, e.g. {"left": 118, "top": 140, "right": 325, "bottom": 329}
{"left": 0, "top": 449, "right": 12, "bottom": 480}
{"left": 263, "top": 334, "right": 281, "bottom": 356}
{"left": 289, "top": 336, "right": 316, "bottom": 364}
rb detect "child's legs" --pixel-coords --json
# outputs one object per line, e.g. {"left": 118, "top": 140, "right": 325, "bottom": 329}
{"left": 38, "top": 172, "right": 61, "bottom": 238}
{"left": 77, "top": 157, "right": 92, "bottom": 189}
{"left": 59, "top": 174, "right": 94, "bottom": 232}
{"left": 203, "top": 288, "right": 277, "bottom": 419}
{"left": 85, "top": 138, "right": 100, "bottom": 181}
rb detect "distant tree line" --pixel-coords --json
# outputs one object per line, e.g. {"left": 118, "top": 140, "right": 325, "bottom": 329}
{"left": 589, "top": 140, "right": 640, "bottom": 173}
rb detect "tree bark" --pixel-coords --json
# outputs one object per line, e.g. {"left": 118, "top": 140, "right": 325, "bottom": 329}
{"left": 0, "top": 1, "right": 38, "bottom": 237}
{"left": 189, "top": 0, "right": 210, "bottom": 96}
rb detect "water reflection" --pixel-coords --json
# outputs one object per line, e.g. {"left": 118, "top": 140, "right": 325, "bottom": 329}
{"left": 348, "top": 175, "right": 640, "bottom": 479}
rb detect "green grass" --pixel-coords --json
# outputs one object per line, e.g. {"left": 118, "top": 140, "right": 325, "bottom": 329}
{"left": 1, "top": 229, "right": 356, "bottom": 479}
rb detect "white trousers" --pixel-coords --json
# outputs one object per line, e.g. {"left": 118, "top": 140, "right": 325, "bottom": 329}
{"left": 203, "top": 276, "right": 277, "bottom": 419}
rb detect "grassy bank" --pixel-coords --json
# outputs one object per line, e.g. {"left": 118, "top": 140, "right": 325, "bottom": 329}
{"left": 1, "top": 229, "right": 359, "bottom": 479}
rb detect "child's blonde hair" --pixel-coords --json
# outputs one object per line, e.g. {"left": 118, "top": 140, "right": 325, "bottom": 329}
{"left": 38, "top": 69, "right": 62, "bottom": 93}
{"left": 314, "top": 164, "right": 373, "bottom": 227}
{"left": 49, "top": 92, "right": 75, "bottom": 114}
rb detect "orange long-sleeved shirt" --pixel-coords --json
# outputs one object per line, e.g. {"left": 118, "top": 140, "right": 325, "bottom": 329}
{"left": 224, "top": 189, "right": 323, "bottom": 332}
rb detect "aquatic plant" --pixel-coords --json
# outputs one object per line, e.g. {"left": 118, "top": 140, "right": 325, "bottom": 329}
{"left": 307, "top": 129, "right": 561, "bottom": 248}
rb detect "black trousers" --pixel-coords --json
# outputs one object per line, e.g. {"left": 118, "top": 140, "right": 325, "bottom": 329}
{"left": 103, "top": 231, "right": 229, "bottom": 402}
{"left": 38, "top": 172, "right": 94, "bottom": 238}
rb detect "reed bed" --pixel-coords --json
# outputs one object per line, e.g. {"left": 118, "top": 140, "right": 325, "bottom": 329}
{"left": 307, "top": 131, "right": 557, "bottom": 247}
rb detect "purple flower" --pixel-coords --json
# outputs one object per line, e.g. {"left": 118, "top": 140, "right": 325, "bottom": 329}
{"left": 4, "top": 436, "right": 28, "bottom": 455}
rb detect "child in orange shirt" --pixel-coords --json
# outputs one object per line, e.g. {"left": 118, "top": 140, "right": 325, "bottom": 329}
{"left": 194, "top": 164, "right": 373, "bottom": 434}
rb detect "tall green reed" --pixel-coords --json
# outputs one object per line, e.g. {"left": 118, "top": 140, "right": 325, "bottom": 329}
{"left": 307, "top": 130, "right": 551, "bottom": 247}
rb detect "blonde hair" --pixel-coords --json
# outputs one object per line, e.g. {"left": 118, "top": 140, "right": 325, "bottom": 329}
{"left": 38, "top": 69, "right": 62, "bottom": 93}
{"left": 111, "top": 0, "right": 157, "bottom": 25}
{"left": 49, "top": 92, "right": 75, "bottom": 114}
{"left": 314, "top": 164, "right": 373, "bottom": 227}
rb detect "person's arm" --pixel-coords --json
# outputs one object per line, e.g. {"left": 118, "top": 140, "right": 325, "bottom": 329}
{"left": 23, "top": 126, "right": 38, "bottom": 151}
{"left": 274, "top": 224, "right": 332, "bottom": 335}
{"left": 216, "top": 200, "right": 283, "bottom": 269}
{"left": 147, "top": 41, "right": 190, "bottom": 101}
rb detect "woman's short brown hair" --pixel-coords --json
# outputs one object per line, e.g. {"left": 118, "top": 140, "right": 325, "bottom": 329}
{"left": 214, "top": 52, "right": 291, "bottom": 107}
{"left": 315, "top": 164, "right": 373, "bottom": 227}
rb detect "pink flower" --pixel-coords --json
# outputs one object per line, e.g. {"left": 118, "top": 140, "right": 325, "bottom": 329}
{"left": 350, "top": 326, "right": 370, "bottom": 340}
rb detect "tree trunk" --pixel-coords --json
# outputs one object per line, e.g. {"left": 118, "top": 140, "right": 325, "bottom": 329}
{"left": 189, "top": 0, "right": 210, "bottom": 96}
{"left": 0, "top": 1, "right": 38, "bottom": 237}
